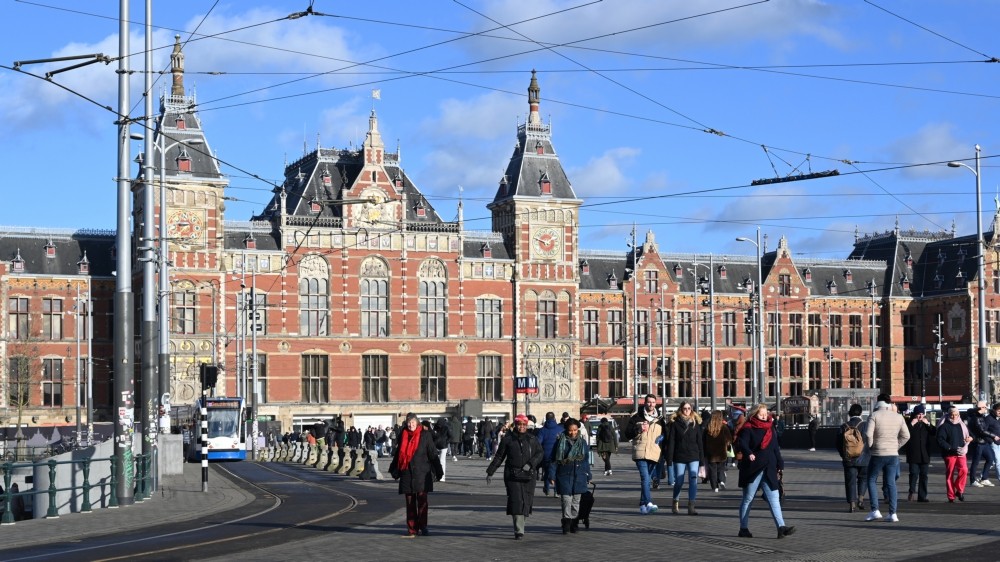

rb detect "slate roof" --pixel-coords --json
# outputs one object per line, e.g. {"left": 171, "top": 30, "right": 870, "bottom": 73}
{"left": 849, "top": 228, "right": 958, "bottom": 298}
{"left": 223, "top": 221, "right": 281, "bottom": 252}
{"left": 0, "top": 227, "right": 115, "bottom": 276}
{"left": 154, "top": 93, "right": 224, "bottom": 180}
{"left": 579, "top": 250, "right": 628, "bottom": 291}
{"left": 462, "top": 231, "right": 511, "bottom": 260}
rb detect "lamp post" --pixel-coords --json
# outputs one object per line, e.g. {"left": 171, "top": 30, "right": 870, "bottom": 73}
{"left": 737, "top": 228, "right": 765, "bottom": 405}
{"left": 689, "top": 258, "right": 717, "bottom": 411}
{"left": 869, "top": 280, "right": 878, "bottom": 391}
{"left": 158, "top": 136, "right": 205, "bottom": 435}
{"left": 948, "top": 145, "right": 988, "bottom": 403}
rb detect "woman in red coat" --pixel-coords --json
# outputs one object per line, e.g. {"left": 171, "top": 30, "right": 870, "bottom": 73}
{"left": 389, "top": 413, "right": 443, "bottom": 537}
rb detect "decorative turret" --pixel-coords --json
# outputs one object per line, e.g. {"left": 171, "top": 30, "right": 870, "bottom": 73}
{"left": 363, "top": 110, "right": 384, "bottom": 165}
{"left": 528, "top": 69, "right": 541, "bottom": 125}
{"left": 170, "top": 35, "right": 185, "bottom": 97}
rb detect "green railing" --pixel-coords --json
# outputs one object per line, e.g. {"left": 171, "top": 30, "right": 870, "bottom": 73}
{"left": 0, "top": 453, "right": 152, "bottom": 525}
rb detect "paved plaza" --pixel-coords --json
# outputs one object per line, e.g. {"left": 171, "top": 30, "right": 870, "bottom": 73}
{"left": 4, "top": 447, "right": 1000, "bottom": 561}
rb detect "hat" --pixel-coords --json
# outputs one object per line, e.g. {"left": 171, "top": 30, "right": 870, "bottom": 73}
{"left": 514, "top": 414, "right": 530, "bottom": 424}
{"left": 912, "top": 404, "right": 925, "bottom": 415}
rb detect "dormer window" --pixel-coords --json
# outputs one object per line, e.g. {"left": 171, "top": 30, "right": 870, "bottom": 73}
{"left": 539, "top": 172, "right": 551, "bottom": 195}
{"left": 674, "top": 264, "right": 683, "bottom": 278}
{"left": 901, "top": 275, "right": 910, "bottom": 291}
{"left": 395, "top": 174, "right": 404, "bottom": 188}
{"left": 45, "top": 239, "right": 56, "bottom": 258}
{"left": 608, "top": 271, "right": 618, "bottom": 289}
{"left": 937, "top": 249, "right": 946, "bottom": 265}
{"left": 77, "top": 252, "right": 90, "bottom": 275}
{"left": 934, "top": 274, "right": 944, "bottom": 289}
{"left": 310, "top": 200, "right": 321, "bottom": 213}
{"left": 828, "top": 279, "right": 838, "bottom": 295}
{"left": 535, "top": 141, "right": 544, "bottom": 155}
{"left": 581, "top": 260, "right": 590, "bottom": 275}
{"left": 175, "top": 117, "right": 186, "bottom": 130}
{"left": 176, "top": 148, "right": 192, "bottom": 172}
{"left": 844, "top": 269, "right": 853, "bottom": 282}
{"left": 804, "top": 268, "right": 812, "bottom": 282}
{"left": 321, "top": 170, "right": 332, "bottom": 186}
{"left": 718, "top": 265, "right": 727, "bottom": 280}
{"left": 415, "top": 201, "right": 427, "bottom": 218}
{"left": 905, "top": 254, "right": 913, "bottom": 267}
{"left": 481, "top": 243, "right": 492, "bottom": 259}
{"left": 956, "top": 270, "right": 966, "bottom": 287}
{"left": 244, "top": 234, "right": 257, "bottom": 250}
{"left": 12, "top": 249, "right": 25, "bottom": 273}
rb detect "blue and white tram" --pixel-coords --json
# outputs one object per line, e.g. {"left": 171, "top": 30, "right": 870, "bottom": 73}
{"left": 196, "top": 396, "right": 247, "bottom": 460}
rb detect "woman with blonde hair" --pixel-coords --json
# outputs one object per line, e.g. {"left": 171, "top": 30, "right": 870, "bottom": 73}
{"left": 704, "top": 410, "right": 733, "bottom": 492}
{"left": 665, "top": 401, "right": 704, "bottom": 514}
{"left": 735, "top": 403, "right": 794, "bottom": 539}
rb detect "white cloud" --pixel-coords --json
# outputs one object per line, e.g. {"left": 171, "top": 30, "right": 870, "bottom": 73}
{"left": 568, "top": 147, "right": 641, "bottom": 197}
{"left": 886, "top": 122, "right": 970, "bottom": 178}
{"left": 418, "top": 90, "right": 524, "bottom": 141}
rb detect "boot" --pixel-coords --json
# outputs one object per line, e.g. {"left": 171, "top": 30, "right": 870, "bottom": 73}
{"left": 561, "top": 518, "right": 570, "bottom": 535}
{"left": 672, "top": 500, "right": 680, "bottom": 514}
{"left": 570, "top": 518, "right": 579, "bottom": 533}
{"left": 688, "top": 500, "right": 698, "bottom": 516}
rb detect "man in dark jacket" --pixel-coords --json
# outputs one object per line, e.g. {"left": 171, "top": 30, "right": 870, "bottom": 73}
{"left": 463, "top": 417, "right": 477, "bottom": 458}
{"left": 537, "top": 412, "right": 564, "bottom": 496}
{"left": 981, "top": 403, "right": 1000, "bottom": 484}
{"left": 835, "top": 403, "right": 869, "bottom": 512}
{"left": 480, "top": 418, "right": 497, "bottom": 460}
{"left": 904, "top": 404, "right": 935, "bottom": 502}
{"left": 968, "top": 401, "right": 1000, "bottom": 487}
{"left": 449, "top": 415, "right": 463, "bottom": 461}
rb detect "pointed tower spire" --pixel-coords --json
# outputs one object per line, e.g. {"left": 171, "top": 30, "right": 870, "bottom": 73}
{"left": 527, "top": 69, "right": 541, "bottom": 125}
{"left": 363, "top": 109, "right": 384, "bottom": 164}
{"left": 170, "top": 35, "right": 185, "bottom": 97}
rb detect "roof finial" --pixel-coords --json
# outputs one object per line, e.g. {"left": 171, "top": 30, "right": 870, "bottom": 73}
{"left": 170, "top": 35, "right": 185, "bottom": 97}
{"left": 527, "top": 70, "right": 541, "bottom": 125}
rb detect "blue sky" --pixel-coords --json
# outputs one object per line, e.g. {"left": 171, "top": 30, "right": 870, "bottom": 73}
{"left": 2, "top": 0, "right": 997, "bottom": 257}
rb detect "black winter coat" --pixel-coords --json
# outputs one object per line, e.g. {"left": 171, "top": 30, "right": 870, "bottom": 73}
{"left": 666, "top": 417, "right": 704, "bottom": 464}
{"left": 432, "top": 419, "right": 452, "bottom": 450}
{"left": 487, "top": 430, "right": 544, "bottom": 516}
{"left": 736, "top": 421, "right": 784, "bottom": 489}
{"left": 389, "top": 428, "right": 441, "bottom": 495}
{"left": 903, "top": 418, "right": 935, "bottom": 465}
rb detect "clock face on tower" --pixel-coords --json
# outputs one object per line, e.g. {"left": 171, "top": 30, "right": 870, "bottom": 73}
{"left": 532, "top": 227, "right": 560, "bottom": 259}
{"left": 166, "top": 209, "right": 205, "bottom": 245}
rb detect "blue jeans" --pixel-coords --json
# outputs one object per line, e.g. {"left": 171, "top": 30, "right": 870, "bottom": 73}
{"left": 739, "top": 470, "right": 784, "bottom": 530}
{"left": 542, "top": 460, "right": 556, "bottom": 494}
{"left": 636, "top": 459, "right": 657, "bottom": 506}
{"left": 867, "top": 455, "right": 899, "bottom": 515}
{"left": 672, "top": 461, "right": 700, "bottom": 502}
{"left": 986, "top": 443, "right": 1000, "bottom": 481}
{"left": 970, "top": 441, "right": 997, "bottom": 481}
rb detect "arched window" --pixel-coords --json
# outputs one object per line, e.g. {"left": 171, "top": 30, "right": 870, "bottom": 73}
{"left": 299, "top": 278, "right": 328, "bottom": 336}
{"left": 361, "top": 257, "right": 390, "bottom": 337}
{"left": 418, "top": 258, "right": 447, "bottom": 337}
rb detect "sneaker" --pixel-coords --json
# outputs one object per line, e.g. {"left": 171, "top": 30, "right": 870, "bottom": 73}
{"left": 645, "top": 502, "right": 659, "bottom": 513}
{"left": 808, "top": 448, "right": 816, "bottom": 452}
{"left": 608, "top": 470, "right": 613, "bottom": 475}
{"left": 719, "top": 482, "right": 726, "bottom": 490}
{"left": 714, "top": 488, "right": 719, "bottom": 493}
{"left": 972, "top": 480, "right": 984, "bottom": 488}
{"left": 983, "top": 479, "right": 995, "bottom": 487}
{"left": 439, "top": 476, "right": 445, "bottom": 482}
{"left": 453, "top": 456, "right": 457, "bottom": 461}
{"left": 864, "top": 509, "right": 883, "bottom": 521}
{"left": 639, "top": 504, "right": 650, "bottom": 515}
{"left": 885, "top": 513, "right": 898, "bottom": 522}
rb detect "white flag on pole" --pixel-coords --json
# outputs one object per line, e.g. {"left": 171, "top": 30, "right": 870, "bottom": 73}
{"left": 371, "top": 89, "right": 381, "bottom": 100}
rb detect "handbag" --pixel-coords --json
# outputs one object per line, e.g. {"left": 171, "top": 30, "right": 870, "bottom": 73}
{"left": 726, "top": 445, "right": 735, "bottom": 459}
{"left": 511, "top": 468, "right": 534, "bottom": 482}
{"left": 697, "top": 465, "right": 707, "bottom": 479}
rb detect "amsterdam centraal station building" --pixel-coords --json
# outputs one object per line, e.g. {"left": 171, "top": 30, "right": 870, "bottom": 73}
{"left": 4, "top": 40, "right": 999, "bottom": 433}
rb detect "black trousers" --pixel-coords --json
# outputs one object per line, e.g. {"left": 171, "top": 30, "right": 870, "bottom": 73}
{"left": 908, "top": 462, "right": 929, "bottom": 501}
{"left": 843, "top": 465, "right": 868, "bottom": 503}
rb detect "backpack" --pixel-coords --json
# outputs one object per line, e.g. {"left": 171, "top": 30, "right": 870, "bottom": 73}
{"left": 842, "top": 422, "right": 864, "bottom": 459}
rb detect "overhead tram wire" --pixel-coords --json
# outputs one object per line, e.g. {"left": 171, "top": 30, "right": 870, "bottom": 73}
{"left": 195, "top": 0, "right": 604, "bottom": 108}
{"left": 863, "top": 0, "right": 998, "bottom": 61}
{"left": 846, "top": 162, "right": 948, "bottom": 233}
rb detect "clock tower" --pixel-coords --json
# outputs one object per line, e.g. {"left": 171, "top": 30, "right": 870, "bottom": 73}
{"left": 488, "top": 72, "right": 582, "bottom": 411}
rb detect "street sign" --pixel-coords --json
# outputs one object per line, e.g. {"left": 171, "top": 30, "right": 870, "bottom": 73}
{"left": 515, "top": 376, "right": 538, "bottom": 394}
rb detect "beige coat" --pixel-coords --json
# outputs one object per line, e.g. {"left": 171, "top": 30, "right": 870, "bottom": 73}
{"left": 864, "top": 404, "right": 910, "bottom": 456}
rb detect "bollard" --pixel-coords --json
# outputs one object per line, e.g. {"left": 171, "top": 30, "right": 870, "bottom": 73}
{"left": 46, "top": 460, "right": 59, "bottom": 518}
{"left": 81, "top": 458, "right": 93, "bottom": 513}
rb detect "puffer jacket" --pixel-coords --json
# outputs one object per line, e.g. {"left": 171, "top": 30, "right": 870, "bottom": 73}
{"left": 623, "top": 409, "right": 665, "bottom": 462}
{"left": 864, "top": 404, "right": 910, "bottom": 456}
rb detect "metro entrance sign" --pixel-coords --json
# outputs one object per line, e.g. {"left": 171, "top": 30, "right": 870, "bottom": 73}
{"left": 515, "top": 376, "right": 538, "bottom": 394}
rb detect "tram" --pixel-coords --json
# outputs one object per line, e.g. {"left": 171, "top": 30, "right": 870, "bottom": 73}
{"left": 195, "top": 396, "right": 247, "bottom": 460}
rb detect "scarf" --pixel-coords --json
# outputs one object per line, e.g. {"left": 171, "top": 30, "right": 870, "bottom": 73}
{"left": 743, "top": 414, "right": 774, "bottom": 452}
{"left": 643, "top": 409, "right": 658, "bottom": 423}
{"left": 555, "top": 434, "right": 588, "bottom": 463}
{"left": 397, "top": 425, "right": 422, "bottom": 471}
{"left": 945, "top": 417, "right": 971, "bottom": 456}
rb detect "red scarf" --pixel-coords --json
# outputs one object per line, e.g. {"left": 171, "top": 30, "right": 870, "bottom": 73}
{"left": 397, "top": 425, "right": 422, "bottom": 471}
{"left": 743, "top": 414, "right": 774, "bottom": 452}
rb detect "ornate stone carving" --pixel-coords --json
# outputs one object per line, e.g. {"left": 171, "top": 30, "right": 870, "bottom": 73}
{"left": 399, "top": 342, "right": 411, "bottom": 353}
{"left": 340, "top": 341, "right": 352, "bottom": 353}
{"left": 457, "top": 342, "right": 467, "bottom": 354}
{"left": 361, "top": 257, "right": 389, "bottom": 278}
{"left": 300, "top": 254, "right": 329, "bottom": 279}
{"left": 278, "top": 340, "right": 290, "bottom": 353}
{"left": 418, "top": 258, "right": 447, "bottom": 279}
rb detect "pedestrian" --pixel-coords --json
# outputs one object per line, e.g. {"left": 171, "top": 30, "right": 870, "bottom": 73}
{"left": 449, "top": 415, "right": 463, "bottom": 461}
{"left": 703, "top": 410, "right": 733, "bottom": 493}
{"left": 735, "top": 403, "right": 795, "bottom": 539}
{"left": 551, "top": 418, "right": 592, "bottom": 534}
{"left": 622, "top": 394, "right": 666, "bottom": 514}
{"left": 432, "top": 417, "right": 452, "bottom": 482}
{"left": 596, "top": 417, "right": 618, "bottom": 476}
{"left": 864, "top": 395, "right": 910, "bottom": 522}
{"left": 666, "top": 401, "right": 704, "bottom": 515}
{"left": 936, "top": 405, "right": 973, "bottom": 502}
{"left": 807, "top": 415, "right": 819, "bottom": 451}
{"left": 481, "top": 418, "right": 497, "bottom": 460}
{"left": 904, "top": 404, "right": 935, "bottom": 502}
{"left": 486, "top": 413, "right": 544, "bottom": 540}
{"left": 537, "top": 412, "right": 564, "bottom": 496}
{"left": 835, "top": 403, "right": 869, "bottom": 512}
{"left": 967, "top": 401, "right": 1000, "bottom": 487}
{"left": 463, "top": 417, "right": 477, "bottom": 458}
{"left": 983, "top": 403, "right": 1000, "bottom": 484}
{"left": 388, "top": 413, "right": 443, "bottom": 538}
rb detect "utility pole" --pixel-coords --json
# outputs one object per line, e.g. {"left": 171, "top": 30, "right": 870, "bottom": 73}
{"left": 629, "top": 224, "right": 639, "bottom": 411}
{"left": 708, "top": 254, "right": 717, "bottom": 411}
{"left": 933, "top": 316, "right": 945, "bottom": 404}
{"left": 113, "top": 0, "right": 136, "bottom": 507}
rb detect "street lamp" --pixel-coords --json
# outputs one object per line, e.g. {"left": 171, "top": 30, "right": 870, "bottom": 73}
{"left": 158, "top": 136, "right": 205, "bottom": 434}
{"left": 737, "top": 228, "right": 766, "bottom": 405}
{"left": 948, "top": 145, "right": 988, "bottom": 403}
{"left": 689, "top": 257, "right": 718, "bottom": 411}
